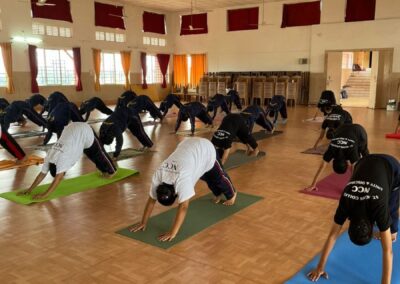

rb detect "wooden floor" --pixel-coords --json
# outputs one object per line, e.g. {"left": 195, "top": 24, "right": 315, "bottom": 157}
{"left": 0, "top": 105, "right": 399, "bottom": 284}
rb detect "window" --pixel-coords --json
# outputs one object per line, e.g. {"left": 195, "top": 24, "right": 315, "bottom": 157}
{"left": 46, "top": 26, "right": 59, "bottom": 36}
{"left": 159, "top": 38, "right": 166, "bottom": 46}
{"left": 115, "top": 34, "right": 125, "bottom": 42}
{"left": 100, "top": 52, "right": 125, "bottom": 85}
{"left": 143, "top": 36, "right": 150, "bottom": 45}
{"left": 0, "top": 48, "right": 7, "bottom": 87}
{"left": 33, "top": 23, "right": 72, "bottom": 37}
{"left": 36, "top": 48, "right": 75, "bottom": 86}
{"left": 32, "top": 23, "right": 45, "bottom": 35}
{"left": 143, "top": 36, "right": 166, "bottom": 46}
{"left": 144, "top": 55, "right": 169, "bottom": 84}
{"left": 96, "top": 31, "right": 125, "bottom": 42}
{"left": 342, "top": 52, "right": 354, "bottom": 69}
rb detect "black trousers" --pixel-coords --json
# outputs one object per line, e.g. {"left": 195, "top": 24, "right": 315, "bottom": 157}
{"left": 84, "top": 133, "right": 117, "bottom": 175}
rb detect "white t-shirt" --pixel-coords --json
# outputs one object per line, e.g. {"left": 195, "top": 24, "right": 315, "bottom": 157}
{"left": 42, "top": 122, "right": 94, "bottom": 174}
{"left": 150, "top": 137, "right": 216, "bottom": 203}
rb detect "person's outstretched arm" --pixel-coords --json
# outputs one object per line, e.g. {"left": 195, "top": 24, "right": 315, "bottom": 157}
{"left": 159, "top": 200, "right": 190, "bottom": 242}
{"left": 307, "top": 161, "right": 328, "bottom": 191}
{"left": 308, "top": 223, "right": 342, "bottom": 282}
{"left": 32, "top": 173, "right": 64, "bottom": 199}
{"left": 380, "top": 229, "right": 393, "bottom": 284}
{"left": 17, "top": 172, "right": 47, "bottom": 195}
{"left": 129, "top": 197, "right": 156, "bottom": 232}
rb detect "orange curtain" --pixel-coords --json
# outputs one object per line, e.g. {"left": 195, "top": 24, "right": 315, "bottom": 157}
{"left": 0, "top": 43, "right": 15, "bottom": 94}
{"left": 120, "top": 50, "right": 131, "bottom": 90}
{"left": 190, "top": 54, "right": 207, "bottom": 88}
{"left": 173, "top": 55, "right": 188, "bottom": 87}
{"left": 92, "top": 48, "right": 101, "bottom": 91}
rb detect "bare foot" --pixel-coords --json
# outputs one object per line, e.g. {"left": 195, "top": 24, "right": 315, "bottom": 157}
{"left": 305, "top": 185, "right": 318, "bottom": 192}
{"left": 102, "top": 172, "right": 116, "bottom": 179}
{"left": 248, "top": 148, "right": 260, "bottom": 157}
{"left": 213, "top": 195, "right": 222, "bottom": 204}
{"left": 223, "top": 192, "right": 237, "bottom": 206}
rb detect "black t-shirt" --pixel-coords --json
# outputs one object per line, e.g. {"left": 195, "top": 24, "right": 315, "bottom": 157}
{"left": 334, "top": 154, "right": 400, "bottom": 232}
{"left": 321, "top": 106, "right": 352, "bottom": 130}
{"left": 323, "top": 124, "right": 367, "bottom": 163}
{"left": 211, "top": 114, "right": 246, "bottom": 149}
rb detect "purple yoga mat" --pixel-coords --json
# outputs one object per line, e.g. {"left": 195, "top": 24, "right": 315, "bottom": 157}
{"left": 300, "top": 169, "right": 351, "bottom": 200}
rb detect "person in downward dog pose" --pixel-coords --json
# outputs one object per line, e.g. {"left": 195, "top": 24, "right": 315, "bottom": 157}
{"left": 175, "top": 102, "right": 213, "bottom": 135}
{"left": 308, "top": 154, "right": 400, "bottom": 284}
{"left": 129, "top": 138, "right": 237, "bottom": 242}
{"left": 19, "top": 122, "right": 116, "bottom": 199}
{"left": 79, "top": 97, "right": 113, "bottom": 121}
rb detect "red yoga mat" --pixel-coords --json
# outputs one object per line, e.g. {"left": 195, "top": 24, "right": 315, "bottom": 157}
{"left": 300, "top": 169, "right": 352, "bottom": 200}
{"left": 385, "top": 133, "right": 400, "bottom": 139}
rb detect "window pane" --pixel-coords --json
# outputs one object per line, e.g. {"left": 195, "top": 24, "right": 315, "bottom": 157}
{"left": 144, "top": 54, "right": 169, "bottom": 85}
{"left": 100, "top": 52, "right": 125, "bottom": 85}
{"left": 150, "top": 37, "right": 158, "bottom": 46}
{"left": 143, "top": 36, "right": 150, "bottom": 45}
{"left": 36, "top": 48, "right": 75, "bottom": 86}
{"left": 159, "top": 38, "right": 166, "bottom": 46}
{"left": 0, "top": 47, "right": 7, "bottom": 87}
{"left": 115, "top": 34, "right": 125, "bottom": 42}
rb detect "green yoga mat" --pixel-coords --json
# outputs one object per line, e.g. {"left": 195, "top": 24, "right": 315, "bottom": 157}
{"left": 224, "top": 150, "right": 266, "bottom": 171}
{"left": 301, "top": 144, "right": 329, "bottom": 155}
{"left": 116, "top": 192, "right": 263, "bottom": 249}
{"left": 0, "top": 168, "right": 138, "bottom": 205}
{"left": 87, "top": 118, "right": 106, "bottom": 124}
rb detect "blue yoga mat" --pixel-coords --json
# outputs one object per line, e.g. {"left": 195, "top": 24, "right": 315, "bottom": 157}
{"left": 286, "top": 232, "right": 400, "bottom": 284}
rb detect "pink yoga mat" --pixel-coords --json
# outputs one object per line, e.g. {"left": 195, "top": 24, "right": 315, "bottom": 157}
{"left": 385, "top": 133, "right": 400, "bottom": 139}
{"left": 300, "top": 169, "right": 351, "bottom": 200}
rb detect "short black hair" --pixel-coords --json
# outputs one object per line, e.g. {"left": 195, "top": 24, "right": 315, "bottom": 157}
{"left": 333, "top": 159, "right": 348, "bottom": 174}
{"left": 156, "top": 183, "right": 177, "bottom": 206}
{"left": 348, "top": 218, "right": 373, "bottom": 246}
{"left": 49, "top": 163, "right": 57, "bottom": 177}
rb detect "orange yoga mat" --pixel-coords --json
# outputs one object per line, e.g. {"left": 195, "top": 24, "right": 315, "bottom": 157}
{"left": 0, "top": 155, "right": 44, "bottom": 171}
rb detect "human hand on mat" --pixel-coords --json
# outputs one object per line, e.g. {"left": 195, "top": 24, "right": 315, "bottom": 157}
{"left": 16, "top": 189, "right": 32, "bottom": 196}
{"left": 32, "top": 192, "right": 49, "bottom": 200}
{"left": 307, "top": 269, "right": 329, "bottom": 282}
{"left": 158, "top": 232, "right": 176, "bottom": 242}
{"left": 128, "top": 222, "right": 146, "bottom": 232}
{"left": 305, "top": 185, "right": 318, "bottom": 192}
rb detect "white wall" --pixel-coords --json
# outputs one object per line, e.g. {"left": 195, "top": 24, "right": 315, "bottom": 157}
{"left": 171, "top": 0, "right": 400, "bottom": 73}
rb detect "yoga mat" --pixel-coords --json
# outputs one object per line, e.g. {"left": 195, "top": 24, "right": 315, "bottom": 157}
{"left": 233, "top": 130, "right": 283, "bottom": 143}
{"left": 0, "top": 155, "right": 44, "bottom": 171}
{"left": 224, "top": 150, "right": 266, "bottom": 171}
{"left": 300, "top": 169, "right": 351, "bottom": 200}
{"left": 12, "top": 130, "right": 47, "bottom": 139}
{"left": 301, "top": 144, "right": 329, "bottom": 155}
{"left": 116, "top": 192, "right": 263, "bottom": 249}
{"left": 176, "top": 127, "right": 216, "bottom": 137}
{"left": 0, "top": 168, "right": 138, "bottom": 205}
{"left": 302, "top": 116, "right": 324, "bottom": 123}
{"left": 108, "top": 148, "right": 155, "bottom": 161}
{"left": 285, "top": 232, "right": 400, "bottom": 284}
{"left": 386, "top": 133, "right": 400, "bottom": 139}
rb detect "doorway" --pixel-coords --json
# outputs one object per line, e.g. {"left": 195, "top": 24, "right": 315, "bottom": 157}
{"left": 325, "top": 49, "right": 393, "bottom": 109}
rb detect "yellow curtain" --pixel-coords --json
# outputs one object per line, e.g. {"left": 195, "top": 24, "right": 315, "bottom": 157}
{"left": 0, "top": 43, "right": 15, "bottom": 94}
{"left": 120, "top": 50, "right": 131, "bottom": 90}
{"left": 92, "top": 48, "right": 101, "bottom": 91}
{"left": 190, "top": 54, "right": 207, "bottom": 88}
{"left": 173, "top": 55, "right": 188, "bottom": 87}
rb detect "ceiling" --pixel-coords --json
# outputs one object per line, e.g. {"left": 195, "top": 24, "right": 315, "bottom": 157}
{"left": 121, "top": 0, "right": 284, "bottom": 12}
